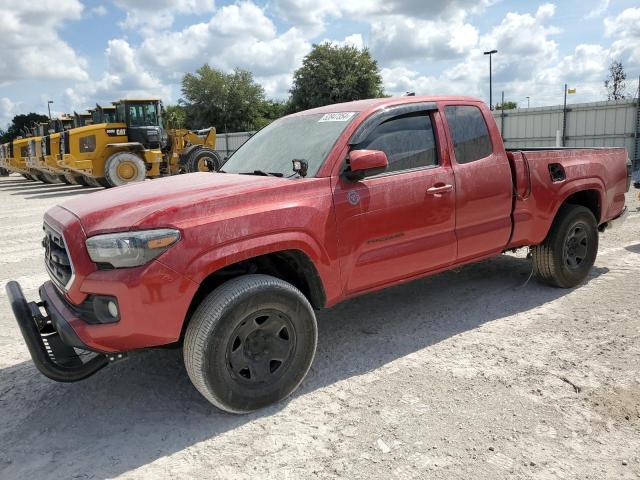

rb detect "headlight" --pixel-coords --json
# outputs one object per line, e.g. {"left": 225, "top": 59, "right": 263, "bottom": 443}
{"left": 86, "top": 229, "right": 180, "bottom": 268}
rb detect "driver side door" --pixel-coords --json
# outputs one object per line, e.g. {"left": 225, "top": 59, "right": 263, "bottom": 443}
{"left": 332, "top": 108, "right": 456, "bottom": 296}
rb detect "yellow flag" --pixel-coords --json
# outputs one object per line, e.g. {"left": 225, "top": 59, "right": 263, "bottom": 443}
{"left": 567, "top": 88, "right": 577, "bottom": 94}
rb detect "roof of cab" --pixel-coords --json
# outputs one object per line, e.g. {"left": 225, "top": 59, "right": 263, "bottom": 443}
{"left": 288, "top": 96, "right": 483, "bottom": 117}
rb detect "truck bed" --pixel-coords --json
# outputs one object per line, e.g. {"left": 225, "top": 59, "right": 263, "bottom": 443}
{"left": 506, "top": 147, "right": 629, "bottom": 248}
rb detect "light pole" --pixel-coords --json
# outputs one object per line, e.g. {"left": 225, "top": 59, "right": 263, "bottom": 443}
{"left": 526, "top": 96, "right": 530, "bottom": 108}
{"left": 484, "top": 49, "right": 498, "bottom": 110}
{"left": 47, "top": 100, "right": 54, "bottom": 120}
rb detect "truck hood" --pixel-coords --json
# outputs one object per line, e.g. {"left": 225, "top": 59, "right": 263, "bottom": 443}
{"left": 58, "top": 173, "right": 288, "bottom": 235}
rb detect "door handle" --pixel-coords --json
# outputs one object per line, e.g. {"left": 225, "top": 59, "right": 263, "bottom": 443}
{"left": 427, "top": 184, "right": 453, "bottom": 195}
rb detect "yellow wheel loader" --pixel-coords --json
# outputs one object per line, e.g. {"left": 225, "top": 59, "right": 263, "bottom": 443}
{"left": 59, "top": 99, "right": 165, "bottom": 188}
{"left": 27, "top": 119, "right": 76, "bottom": 184}
{"left": 0, "top": 142, "right": 10, "bottom": 176}
{"left": 165, "top": 127, "right": 222, "bottom": 174}
{"left": 8, "top": 136, "right": 44, "bottom": 181}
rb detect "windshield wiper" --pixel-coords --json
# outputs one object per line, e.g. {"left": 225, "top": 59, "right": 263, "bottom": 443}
{"left": 239, "top": 170, "right": 284, "bottom": 177}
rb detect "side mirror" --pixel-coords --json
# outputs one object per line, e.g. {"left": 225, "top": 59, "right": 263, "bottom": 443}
{"left": 345, "top": 149, "right": 388, "bottom": 181}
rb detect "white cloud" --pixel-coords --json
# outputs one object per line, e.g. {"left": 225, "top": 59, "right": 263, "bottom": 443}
{"left": 586, "top": 0, "right": 610, "bottom": 19}
{"left": 0, "top": 0, "right": 88, "bottom": 85}
{"left": 90, "top": 5, "right": 107, "bottom": 17}
{"left": 112, "top": 0, "right": 216, "bottom": 31}
{"left": 370, "top": 16, "right": 479, "bottom": 63}
{"left": 605, "top": 8, "right": 640, "bottom": 64}
{"left": 0, "top": 97, "right": 20, "bottom": 128}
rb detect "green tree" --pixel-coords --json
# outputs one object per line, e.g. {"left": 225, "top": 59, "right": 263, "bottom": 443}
{"left": 0, "top": 112, "right": 49, "bottom": 143}
{"left": 605, "top": 60, "right": 627, "bottom": 100}
{"left": 288, "top": 43, "right": 385, "bottom": 112}
{"left": 181, "top": 65, "right": 267, "bottom": 133}
{"left": 496, "top": 101, "right": 518, "bottom": 110}
{"left": 164, "top": 104, "right": 187, "bottom": 129}
{"left": 255, "top": 99, "right": 287, "bottom": 129}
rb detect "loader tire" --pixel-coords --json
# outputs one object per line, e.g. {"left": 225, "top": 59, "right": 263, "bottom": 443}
{"left": 183, "top": 147, "right": 221, "bottom": 173}
{"left": 58, "top": 174, "right": 72, "bottom": 185}
{"left": 531, "top": 205, "right": 598, "bottom": 288}
{"left": 21, "top": 173, "right": 36, "bottom": 181}
{"left": 0, "top": 167, "right": 9, "bottom": 177}
{"left": 76, "top": 176, "right": 92, "bottom": 187}
{"left": 184, "top": 274, "right": 317, "bottom": 414}
{"left": 62, "top": 172, "right": 80, "bottom": 185}
{"left": 84, "top": 177, "right": 103, "bottom": 188}
{"left": 40, "top": 172, "right": 62, "bottom": 184}
{"left": 104, "top": 152, "right": 146, "bottom": 187}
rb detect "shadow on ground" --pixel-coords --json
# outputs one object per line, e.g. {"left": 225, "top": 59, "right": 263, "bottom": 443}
{"left": 0, "top": 254, "right": 608, "bottom": 479}
{"left": 0, "top": 177, "right": 103, "bottom": 199}
{"left": 625, "top": 243, "right": 640, "bottom": 254}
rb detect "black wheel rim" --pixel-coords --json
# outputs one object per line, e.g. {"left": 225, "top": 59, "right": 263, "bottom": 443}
{"left": 563, "top": 223, "right": 589, "bottom": 270}
{"left": 225, "top": 309, "right": 296, "bottom": 384}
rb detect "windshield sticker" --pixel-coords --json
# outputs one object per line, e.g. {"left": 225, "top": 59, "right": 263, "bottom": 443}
{"left": 318, "top": 112, "right": 356, "bottom": 122}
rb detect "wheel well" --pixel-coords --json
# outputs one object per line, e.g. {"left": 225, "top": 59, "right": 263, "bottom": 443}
{"left": 563, "top": 189, "right": 601, "bottom": 223}
{"left": 185, "top": 249, "right": 326, "bottom": 325}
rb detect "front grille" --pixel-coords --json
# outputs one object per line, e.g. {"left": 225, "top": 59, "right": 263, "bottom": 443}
{"left": 43, "top": 222, "right": 74, "bottom": 290}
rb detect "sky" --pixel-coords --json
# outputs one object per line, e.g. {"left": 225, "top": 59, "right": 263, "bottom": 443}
{"left": 0, "top": 0, "right": 639, "bottom": 128}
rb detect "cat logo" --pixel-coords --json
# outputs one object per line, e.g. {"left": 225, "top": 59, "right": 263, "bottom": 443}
{"left": 106, "top": 128, "right": 127, "bottom": 136}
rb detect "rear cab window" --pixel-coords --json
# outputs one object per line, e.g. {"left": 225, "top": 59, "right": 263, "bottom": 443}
{"left": 444, "top": 105, "right": 493, "bottom": 164}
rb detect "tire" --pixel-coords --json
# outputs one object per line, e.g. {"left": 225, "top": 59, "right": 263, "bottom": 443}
{"left": 62, "top": 172, "right": 80, "bottom": 185}
{"left": 21, "top": 173, "right": 36, "bottom": 181}
{"left": 532, "top": 205, "right": 599, "bottom": 288}
{"left": 39, "top": 172, "right": 62, "bottom": 184}
{"left": 58, "top": 174, "right": 72, "bottom": 185}
{"left": 0, "top": 167, "right": 8, "bottom": 177}
{"left": 182, "top": 147, "right": 221, "bottom": 173}
{"left": 84, "top": 177, "right": 103, "bottom": 188}
{"left": 75, "top": 176, "right": 91, "bottom": 187}
{"left": 184, "top": 274, "right": 317, "bottom": 413}
{"left": 104, "top": 152, "right": 146, "bottom": 187}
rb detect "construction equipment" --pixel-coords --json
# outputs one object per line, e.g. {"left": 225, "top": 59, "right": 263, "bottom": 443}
{"left": 165, "top": 127, "right": 221, "bottom": 174}
{"left": 58, "top": 99, "right": 167, "bottom": 187}
{"left": 0, "top": 141, "right": 10, "bottom": 176}
{"left": 8, "top": 135, "right": 43, "bottom": 181}
{"left": 25, "top": 126, "right": 61, "bottom": 184}
{"left": 27, "top": 118, "right": 76, "bottom": 184}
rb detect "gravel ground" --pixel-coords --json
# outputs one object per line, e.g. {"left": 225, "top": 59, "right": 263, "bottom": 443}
{"left": 0, "top": 174, "right": 638, "bottom": 480}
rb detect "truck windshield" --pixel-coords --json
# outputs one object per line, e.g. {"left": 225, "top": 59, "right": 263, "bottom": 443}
{"left": 222, "top": 112, "right": 358, "bottom": 178}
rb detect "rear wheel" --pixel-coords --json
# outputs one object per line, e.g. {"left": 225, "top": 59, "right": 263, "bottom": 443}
{"left": 532, "top": 205, "right": 599, "bottom": 288}
{"left": 182, "top": 147, "right": 221, "bottom": 173}
{"left": 0, "top": 167, "right": 8, "bottom": 177}
{"left": 21, "top": 173, "right": 36, "bottom": 181}
{"left": 104, "top": 152, "right": 146, "bottom": 187}
{"left": 184, "top": 274, "right": 317, "bottom": 413}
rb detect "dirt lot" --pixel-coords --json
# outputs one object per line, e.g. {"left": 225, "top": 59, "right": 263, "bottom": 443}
{"left": 0, "top": 175, "right": 638, "bottom": 480}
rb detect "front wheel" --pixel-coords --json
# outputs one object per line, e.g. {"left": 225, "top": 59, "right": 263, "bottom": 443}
{"left": 184, "top": 274, "right": 317, "bottom": 413}
{"left": 104, "top": 152, "right": 146, "bottom": 187}
{"left": 532, "top": 205, "right": 599, "bottom": 288}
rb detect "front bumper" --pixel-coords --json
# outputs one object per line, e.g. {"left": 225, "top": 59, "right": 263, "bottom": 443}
{"left": 5, "top": 281, "right": 110, "bottom": 382}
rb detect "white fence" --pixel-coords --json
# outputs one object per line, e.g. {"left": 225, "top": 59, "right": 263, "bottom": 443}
{"left": 215, "top": 131, "right": 255, "bottom": 160}
{"left": 492, "top": 99, "right": 640, "bottom": 168}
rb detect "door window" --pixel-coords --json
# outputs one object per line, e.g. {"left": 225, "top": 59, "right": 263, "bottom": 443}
{"left": 352, "top": 113, "right": 438, "bottom": 174}
{"left": 444, "top": 106, "right": 493, "bottom": 164}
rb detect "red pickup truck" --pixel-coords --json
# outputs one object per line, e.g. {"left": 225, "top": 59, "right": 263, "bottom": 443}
{"left": 7, "top": 96, "right": 631, "bottom": 413}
